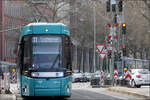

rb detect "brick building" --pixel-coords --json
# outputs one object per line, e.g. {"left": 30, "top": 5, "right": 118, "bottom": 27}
{"left": 0, "top": 0, "right": 70, "bottom": 63}
{"left": 0, "top": 0, "right": 29, "bottom": 63}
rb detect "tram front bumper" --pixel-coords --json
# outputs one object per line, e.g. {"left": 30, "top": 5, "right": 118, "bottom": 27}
{"left": 21, "top": 76, "right": 72, "bottom": 96}
{"left": 34, "top": 88, "right": 61, "bottom": 96}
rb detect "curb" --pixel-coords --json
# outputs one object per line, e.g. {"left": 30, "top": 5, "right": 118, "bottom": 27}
{"left": 106, "top": 88, "right": 150, "bottom": 99}
{"left": 0, "top": 94, "right": 16, "bottom": 100}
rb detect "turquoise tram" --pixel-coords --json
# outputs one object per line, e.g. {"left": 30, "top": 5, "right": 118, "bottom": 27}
{"left": 17, "top": 23, "right": 72, "bottom": 98}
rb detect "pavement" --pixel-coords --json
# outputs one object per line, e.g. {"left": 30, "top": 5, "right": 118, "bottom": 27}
{"left": 72, "top": 82, "right": 91, "bottom": 89}
{"left": 0, "top": 94, "right": 16, "bottom": 100}
{"left": 106, "top": 86, "right": 150, "bottom": 99}
{"left": 0, "top": 83, "right": 150, "bottom": 100}
{"left": 9, "top": 83, "right": 19, "bottom": 94}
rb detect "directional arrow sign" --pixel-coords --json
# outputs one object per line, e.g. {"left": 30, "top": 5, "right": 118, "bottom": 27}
{"left": 96, "top": 44, "right": 105, "bottom": 54}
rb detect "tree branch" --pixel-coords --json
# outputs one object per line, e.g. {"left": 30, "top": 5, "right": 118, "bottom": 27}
{"left": 143, "top": 0, "right": 150, "bottom": 10}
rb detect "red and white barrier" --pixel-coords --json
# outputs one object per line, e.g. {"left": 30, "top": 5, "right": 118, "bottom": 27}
{"left": 1, "top": 73, "right": 5, "bottom": 90}
{"left": 11, "top": 71, "right": 17, "bottom": 83}
{"left": 100, "top": 71, "right": 104, "bottom": 85}
{"left": 114, "top": 69, "right": 118, "bottom": 78}
{"left": 1, "top": 72, "right": 10, "bottom": 92}
{"left": 125, "top": 69, "right": 132, "bottom": 80}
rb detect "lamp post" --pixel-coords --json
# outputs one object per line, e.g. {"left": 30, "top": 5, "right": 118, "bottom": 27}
{"left": 93, "top": 2, "right": 96, "bottom": 72}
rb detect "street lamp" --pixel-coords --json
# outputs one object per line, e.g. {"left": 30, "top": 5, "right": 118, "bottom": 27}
{"left": 93, "top": 2, "right": 96, "bottom": 73}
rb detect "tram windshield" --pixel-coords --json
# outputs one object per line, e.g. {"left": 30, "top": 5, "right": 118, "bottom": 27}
{"left": 32, "top": 36, "right": 62, "bottom": 71}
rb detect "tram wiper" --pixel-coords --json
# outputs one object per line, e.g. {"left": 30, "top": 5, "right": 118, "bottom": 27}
{"left": 49, "top": 54, "right": 60, "bottom": 69}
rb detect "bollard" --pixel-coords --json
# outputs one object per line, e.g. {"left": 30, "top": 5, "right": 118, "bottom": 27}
{"left": 1, "top": 73, "right": 5, "bottom": 93}
{"left": 4, "top": 72, "right": 11, "bottom": 94}
{"left": 11, "top": 71, "right": 17, "bottom": 83}
{"left": 100, "top": 71, "right": 104, "bottom": 86}
{"left": 1, "top": 73, "right": 4, "bottom": 90}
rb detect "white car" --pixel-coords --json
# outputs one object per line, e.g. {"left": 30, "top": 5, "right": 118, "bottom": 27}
{"left": 129, "top": 69, "right": 150, "bottom": 88}
{"left": 84, "top": 72, "right": 92, "bottom": 82}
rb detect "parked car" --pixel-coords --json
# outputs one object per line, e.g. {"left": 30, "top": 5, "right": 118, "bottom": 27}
{"left": 84, "top": 72, "right": 92, "bottom": 82}
{"left": 129, "top": 69, "right": 150, "bottom": 88}
{"left": 94, "top": 71, "right": 101, "bottom": 78}
{"left": 72, "top": 72, "right": 83, "bottom": 82}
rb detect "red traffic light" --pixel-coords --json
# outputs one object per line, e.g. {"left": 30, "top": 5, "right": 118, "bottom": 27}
{"left": 115, "top": 24, "right": 119, "bottom": 27}
{"left": 122, "top": 46, "right": 126, "bottom": 49}
{"left": 107, "top": 24, "right": 111, "bottom": 28}
{"left": 108, "top": 35, "right": 111, "bottom": 40}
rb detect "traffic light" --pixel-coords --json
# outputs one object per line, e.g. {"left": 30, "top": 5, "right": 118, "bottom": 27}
{"left": 122, "top": 23, "right": 126, "bottom": 34}
{"left": 118, "top": 52, "right": 121, "bottom": 59}
{"left": 112, "top": 4, "right": 116, "bottom": 12}
{"left": 122, "top": 46, "right": 126, "bottom": 56}
{"left": 114, "top": 52, "right": 118, "bottom": 61}
{"left": 118, "top": 0, "right": 123, "bottom": 12}
{"left": 114, "top": 14, "right": 117, "bottom": 24}
{"left": 108, "top": 52, "right": 111, "bottom": 59}
{"left": 106, "top": 0, "right": 110, "bottom": 12}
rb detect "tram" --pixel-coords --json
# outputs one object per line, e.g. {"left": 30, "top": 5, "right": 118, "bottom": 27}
{"left": 17, "top": 23, "right": 72, "bottom": 98}
{"left": 115, "top": 57, "right": 149, "bottom": 77}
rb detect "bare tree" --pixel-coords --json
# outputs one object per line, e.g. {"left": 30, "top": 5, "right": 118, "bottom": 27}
{"left": 23, "top": 0, "right": 70, "bottom": 23}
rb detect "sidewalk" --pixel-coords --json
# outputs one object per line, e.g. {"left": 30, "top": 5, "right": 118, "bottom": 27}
{"left": 9, "top": 83, "right": 19, "bottom": 94}
{"left": 0, "top": 83, "right": 17, "bottom": 100}
{"left": 106, "top": 86, "right": 150, "bottom": 99}
{"left": 0, "top": 94, "right": 16, "bottom": 100}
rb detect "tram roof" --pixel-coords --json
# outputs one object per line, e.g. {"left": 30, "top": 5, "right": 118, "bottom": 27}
{"left": 21, "top": 23, "right": 70, "bottom": 36}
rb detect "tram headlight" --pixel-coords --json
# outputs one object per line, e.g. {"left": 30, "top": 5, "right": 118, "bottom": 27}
{"left": 31, "top": 72, "right": 39, "bottom": 77}
{"left": 57, "top": 72, "right": 64, "bottom": 77}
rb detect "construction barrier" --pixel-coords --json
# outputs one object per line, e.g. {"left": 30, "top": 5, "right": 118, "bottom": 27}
{"left": 0, "top": 61, "right": 16, "bottom": 93}
{"left": 100, "top": 71, "right": 104, "bottom": 85}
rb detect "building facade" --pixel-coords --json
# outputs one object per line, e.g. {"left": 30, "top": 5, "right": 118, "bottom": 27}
{"left": 0, "top": 0, "right": 69, "bottom": 63}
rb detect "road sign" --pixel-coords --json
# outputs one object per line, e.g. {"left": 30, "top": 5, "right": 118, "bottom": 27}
{"left": 96, "top": 44, "right": 105, "bottom": 54}
{"left": 125, "top": 69, "right": 132, "bottom": 80}
{"left": 114, "top": 69, "right": 118, "bottom": 78}
{"left": 101, "top": 49, "right": 107, "bottom": 54}
{"left": 114, "top": 35, "right": 118, "bottom": 40}
{"left": 100, "top": 53, "right": 106, "bottom": 60}
{"left": 107, "top": 44, "right": 112, "bottom": 51}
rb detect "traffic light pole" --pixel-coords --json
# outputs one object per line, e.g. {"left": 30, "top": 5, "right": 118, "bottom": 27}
{"left": 122, "top": 4, "right": 125, "bottom": 79}
{"left": 106, "top": 0, "right": 126, "bottom": 86}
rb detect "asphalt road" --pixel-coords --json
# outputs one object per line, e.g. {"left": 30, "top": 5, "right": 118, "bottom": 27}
{"left": 16, "top": 89, "right": 123, "bottom": 100}
{"left": 70, "top": 89, "right": 122, "bottom": 100}
{"left": 1, "top": 88, "right": 147, "bottom": 100}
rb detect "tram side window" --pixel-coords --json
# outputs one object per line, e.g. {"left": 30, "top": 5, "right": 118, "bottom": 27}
{"left": 23, "top": 37, "right": 30, "bottom": 72}
{"left": 64, "top": 36, "right": 71, "bottom": 70}
{"left": 17, "top": 43, "right": 23, "bottom": 74}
